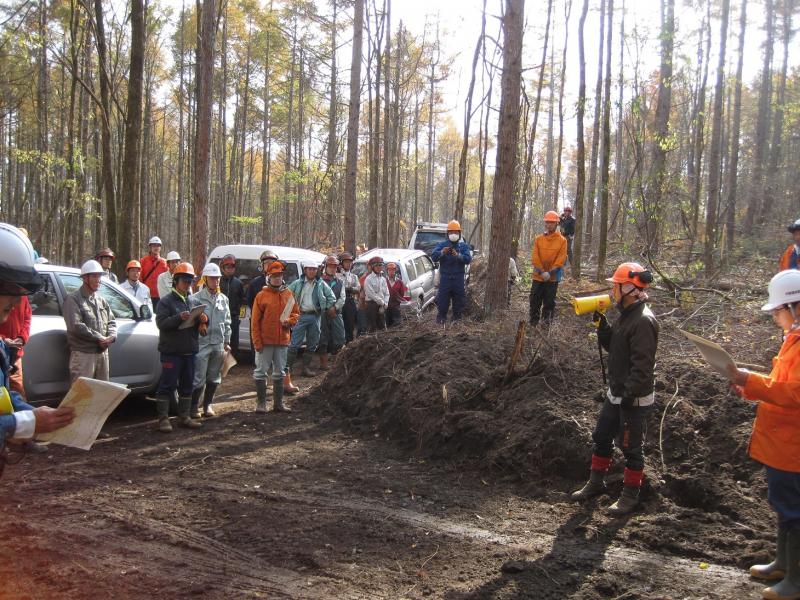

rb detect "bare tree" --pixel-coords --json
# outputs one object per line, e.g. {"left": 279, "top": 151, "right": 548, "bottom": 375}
{"left": 595, "top": 0, "right": 613, "bottom": 281}
{"left": 573, "top": 0, "right": 589, "bottom": 279}
{"left": 485, "top": 0, "right": 524, "bottom": 316}
{"left": 343, "top": 0, "right": 364, "bottom": 253}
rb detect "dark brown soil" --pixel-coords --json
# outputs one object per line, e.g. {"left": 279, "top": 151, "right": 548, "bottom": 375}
{"left": 0, "top": 278, "right": 776, "bottom": 599}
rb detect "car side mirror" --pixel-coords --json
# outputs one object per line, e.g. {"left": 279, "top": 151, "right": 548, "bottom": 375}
{"left": 140, "top": 304, "right": 152, "bottom": 320}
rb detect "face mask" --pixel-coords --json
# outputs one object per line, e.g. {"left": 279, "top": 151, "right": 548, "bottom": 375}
{"left": 448, "top": 233, "right": 459, "bottom": 243}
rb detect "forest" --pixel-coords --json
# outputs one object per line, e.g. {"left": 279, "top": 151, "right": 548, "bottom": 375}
{"left": 0, "top": 0, "right": 797, "bottom": 311}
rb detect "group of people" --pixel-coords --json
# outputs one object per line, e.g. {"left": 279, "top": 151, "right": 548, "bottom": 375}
{"left": 1, "top": 216, "right": 799, "bottom": 600}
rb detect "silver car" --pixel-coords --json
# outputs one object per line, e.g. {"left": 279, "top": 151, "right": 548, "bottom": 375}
{"left": 22, "top": 264, "right": 161, "bottom": 402}
{"left": 353, "top": 248, "right": 438, "bottom": 316}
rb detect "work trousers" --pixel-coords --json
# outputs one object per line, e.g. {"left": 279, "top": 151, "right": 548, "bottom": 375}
{"left": 342, "top": 297, "right": 358, "bottom": 343}
{"left": 193, "top": 343, "right": 225, "bottom": 389}
{"left": 230, "top": 315, "right": 241, "bottom": 355}
{"left": 69, "top": 349, "right": 110, "bottom": 382}
{"left": 319, "top": 312, "right": 346, "bottom": 353}
{"left": 592, "top": 398, "right": 651, "bottom": 472}
{"left": 364, "top": 301, "right": 385, "bottom": 332}
{"left": 156, "top": 353, "right": 196, "bottom": 399}
{"left": 529, "top": 281, "right": 558, "bottom": 324}
{"left": 766, "top": 466, "right": 800, "bottom": 531}
{"left": 258, "top": 345, "right": 288, "bottom": 382}
{"left": 436, "top": 275, "right": 466, "bottom": 324}
{"left": 289, "top": 313, "right": 321, "bottom": 354}
{"left": 386, "top": 306, "right": 402, "bottom": 327}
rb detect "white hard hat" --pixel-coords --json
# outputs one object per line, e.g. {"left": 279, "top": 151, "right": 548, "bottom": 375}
{"left": 166, "top": 251, "right": 181, "bottom": 261}
{"left": 80, "top": 259, "right": 105, "bottom": 276}
{"left": 761, "top": 270, "right": 800, "bottom": 312}
{"left": 301, "top": 260, "right": 319, "bottom": 270}
{"left": 148, "top": 236, "right": 162, "bottom": 245}
{"left": 0, "top": 223, "right": 42, "bottom": 294}
{"left": 788, "top": 218, "right": 800, "bottom": 233}
{"left": 201, "top": 263, "right": 222, "bottom": 277}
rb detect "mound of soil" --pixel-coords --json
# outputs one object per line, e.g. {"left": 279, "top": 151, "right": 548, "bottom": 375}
{"left": 310, "top": 300, "right": 780, "bottom": 567}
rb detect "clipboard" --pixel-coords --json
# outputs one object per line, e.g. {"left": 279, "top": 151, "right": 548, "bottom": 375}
{"left": 179, "top": 305, "right": 206, "bottom": 329}
{"left": 680, "top": 329, "right": 738, "bottom": 376}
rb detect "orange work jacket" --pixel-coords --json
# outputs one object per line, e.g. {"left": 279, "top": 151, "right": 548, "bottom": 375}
{"left": 530, "top": 232, "right": 567, "bottom": 282}
{"left": 743, "top": 330, "right": 800, "bottom": 473}
{"left": 779, "top": 244, "right": 799, "bottom": 271}
{"left": 251, "top": 285, "right": 299, "bottom": 349}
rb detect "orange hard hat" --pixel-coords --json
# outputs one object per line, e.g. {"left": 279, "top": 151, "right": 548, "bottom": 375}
{"left": 447, "top": 220, "right": 461, "bottom": 232}
{"left": 386, "top": 262, "right": 397, "bottom": 269}
{"left": 126, "top": 260, "right": 142, "bottom": 271}
{"left": 606, "top": 262, "right": 653, "bottom": 288}
{"left": 173, "top": 262, "right": 196, "bottom": 277}
{"left": 544, "top": 210, "right": 560, "bottom": 223}
{"left": 267, "top": 261, "right": 286, "bottom": 276}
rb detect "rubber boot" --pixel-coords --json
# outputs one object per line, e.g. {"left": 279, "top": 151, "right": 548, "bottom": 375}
{"left": 571, "top": 470, "right": 607, "bottom": 501}
{"left": 202, "top": 382, "right": 219, "bottom": 417}
{"left": 571, "top": 455, "right": 611, "bottom": 501}
{"left": 607, "top": 485, "right": 640, "bottom": 515}
{"left": 301, "top": 353, "right": 316, "bottom": 377}
{"left": 272, "top": 378, "right": 291, "bottom": 413}
{"left": 318, "top": 352, "right": 329, "bottom": 372}
{"left": 156, "top": 395, "right": 172, "bottom": 432}
{"left": 283, "top": 370, "right": 299, "bottom": 396}
{"left": 190, "top": 386, "right": 204, "bottom": 419}
{"left": 751, "top": 526, "right": 788, "bottom": 581}
{"left": 177, "top": 395, "right": 202, "bottom": 429}
{"left": 763, "top": 529, "right": 800, "bottom": 600}
{"left": 255, "top": 379, "right": 268, "bottom": 413}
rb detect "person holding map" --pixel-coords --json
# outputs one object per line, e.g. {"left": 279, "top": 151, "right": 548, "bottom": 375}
{"left": 726, "top": 269, "right": 800, "bottom": 600}
{"left": 0, "top": 223, "right": 74, "bottom": 477}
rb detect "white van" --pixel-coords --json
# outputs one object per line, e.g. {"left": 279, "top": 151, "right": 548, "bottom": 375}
{"left": 207, "top": 244, "right": 327, "bottom": 354}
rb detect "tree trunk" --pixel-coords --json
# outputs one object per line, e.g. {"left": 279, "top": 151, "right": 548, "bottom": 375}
{"left": 93, "top": 0, "right": 116, "bottom": 256}
{"left": 119, "top": 0, "right": 145, "bottom": 272}
{"left": 193, "top": 0, "right": 216, "bottom": 267}
{"left": 573, "top": 0, "right": 589, "bottom": 280}
{"left": 595, "top": 0, "right": 613, "bottom": 282}
{"left": 584, "top": 0, "right": 606, "bottom": 254}
{"left": 724, "top": 0, "right": 747, "bottom": 255}
{"left": 703, "top": 0, "right": 729, "bottom": 271}
{"left": 380, "top": 0, "right": 391, "bottom": 245}
{"left": 343, "top": 0, "right": 364, "bottom": 253}
{"left": 552, "top": 0, "right": 572, "bottom": 210}
{"left": 325, "top": 0, "right": 338, "bottom": 242}
{"left": 644, "top": 0, "right": 674, "bottom": 254}
{"left": 485, "top": 0, "right": 524, "bottom": 316}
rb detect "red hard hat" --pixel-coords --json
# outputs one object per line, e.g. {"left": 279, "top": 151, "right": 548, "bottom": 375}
{"left": 325, "top": 255, "right": 340, "bottom": 266}
{"left": 368, "top": 256, "right": 384, "bottom": 266}
{"left": 564, "top": 206, "right": 573, "bottom": 213}
{"left": 96, "top": 247, "right": 115, "bottom": 259}
{"left": 338, "top": 251, "right": 354, "bottom": 262}
{"left": 606, "top": 262, "right": 653, "bottom": 289}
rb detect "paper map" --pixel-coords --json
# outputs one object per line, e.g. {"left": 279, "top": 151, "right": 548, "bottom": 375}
{"left": 221, "top": 351, "right": 237, "bottom": 378}
{"left": 37, "top": 377, "right": 130, "bottom": 450}
{"left": 680, "top": 329, "right": 738, "bottom": 375}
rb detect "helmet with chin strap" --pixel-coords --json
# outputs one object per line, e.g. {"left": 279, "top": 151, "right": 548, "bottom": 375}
{"left": 0, "top": 223, "right": 42, "bottom": 296}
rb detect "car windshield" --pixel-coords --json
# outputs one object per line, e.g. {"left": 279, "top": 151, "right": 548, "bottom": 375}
{"left": 413, "top": 231, "right": 448, "bottom": 254}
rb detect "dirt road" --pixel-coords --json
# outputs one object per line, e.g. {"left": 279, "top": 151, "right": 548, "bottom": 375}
{"left": 0, "top": 361, "right": 766, "bottom": 599}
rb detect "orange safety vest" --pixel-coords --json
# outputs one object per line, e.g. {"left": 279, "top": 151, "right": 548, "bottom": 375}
{"left": 743, "top": 331, "right": 800, "bottom": 473}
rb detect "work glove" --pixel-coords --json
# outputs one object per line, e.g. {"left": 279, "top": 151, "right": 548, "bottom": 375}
{"left": 198, "top": 323, "right": 208, "bottom": 336}
{"left": 540, "top": 271, "right": 551, "bottom": 282}
{"left": 593, "top": 311, "right": 609, "bottom": 329}
{"left": 327, "top": 307, "right": 337, "bottom": 318}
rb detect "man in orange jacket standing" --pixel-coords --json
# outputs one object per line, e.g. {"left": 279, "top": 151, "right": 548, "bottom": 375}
{"left": 727, "top": 269, "right": 800, "bottom": 600}
{"left": 779, "top": 219, "right": 800, "bottom": 272}
{"left": 251, "top": 261, "right": 300, "bottom": 413}
{"left": 529, "top": 211, "right": 567, "bottom": 325}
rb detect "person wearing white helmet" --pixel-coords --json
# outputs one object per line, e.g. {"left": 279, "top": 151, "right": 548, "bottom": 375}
{"left": 779, "top": 219, "right": 800, "bottom": 272}
{"left": 189, "top": 263, "right": 231, "bottom": 418}
{"left": 287, "top": 260, "right": 336, "bottom": 377}
{"left": 157, "top": 250, "right": 182, "bottom": 300}
{"left": 140, "top": 236, "right": 168, "bottom": 309}
{"left": 727, "top": 270, "right": 800, "bottom": 600}
{"left": 0, "top": 223, "right": 75, "bottom": 477}
{"left": 62, "top": 259, "right": 117, "bottom": 383}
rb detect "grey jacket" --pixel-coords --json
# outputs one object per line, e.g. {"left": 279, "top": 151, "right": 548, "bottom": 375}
{"left": 63, "top": 287, "right": 117, "bottom": 353}
{"left": 192, "top": 287, "right": 231, "bottom": 348}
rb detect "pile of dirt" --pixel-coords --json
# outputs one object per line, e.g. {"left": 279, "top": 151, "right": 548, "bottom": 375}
{"left": 309, "top": 296, "right": 781, "bottom": 566}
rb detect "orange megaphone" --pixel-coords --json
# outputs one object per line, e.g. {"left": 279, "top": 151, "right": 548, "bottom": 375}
{"left": 572, "top": 294, "right": 613, "bottom": 316}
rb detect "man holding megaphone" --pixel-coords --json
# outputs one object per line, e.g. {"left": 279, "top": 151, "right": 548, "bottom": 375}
{"left": 571, "top": 262, "right": 659, "bottom": 515}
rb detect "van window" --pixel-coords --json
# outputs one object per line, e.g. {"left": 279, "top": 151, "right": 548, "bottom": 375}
{"left": 30, "top": 273, "right": 60, "bottom": 316}
{"left": 404, "top": 260, "right": 417, "bottom": 282}
{"left": 414, "top": 256, "right": 432, "bottom": 276}
{"left": 413, "top": 231, "right": 447, "bottom": 254}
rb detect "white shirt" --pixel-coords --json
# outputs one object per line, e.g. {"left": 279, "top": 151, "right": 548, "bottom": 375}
{"left": 156, "top": 271, "right": 173, "bottom": 299}
{"left": 120, "top": 279, "right": 153, "bottom": 309}
{"left": 364, "top": 273, "right": 390, "bottom": 308}
{"left": 299, "top": 281, "right": 316, "bottom": 312}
